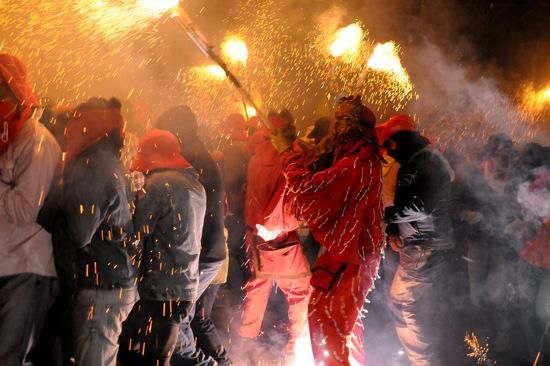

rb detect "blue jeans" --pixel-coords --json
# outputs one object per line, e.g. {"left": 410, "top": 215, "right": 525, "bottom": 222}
{"left": 69, "top": 287, "right": 138, "bottom": 366}
{"left": 172, "top": 261, "right": 223, "bottom": 366}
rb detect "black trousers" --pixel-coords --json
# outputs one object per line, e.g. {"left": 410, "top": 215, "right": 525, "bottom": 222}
{"left": 118, "top": 299, "right": 193, "bottom": 366}
{"left": 191, "top": 284, "right": 232, "bottom": 365}
{"left": 0, "top": 274, "right": 58, "bottom": 366}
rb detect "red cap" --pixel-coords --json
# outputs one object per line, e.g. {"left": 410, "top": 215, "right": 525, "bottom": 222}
{"left": 376, "top": 114, "right": 416, "bottom": 145}
{"left": 0, "top": 54, "right": 37, "bottom": 106}
{"left": 131, "top": 129, "right": 192, "bottom": 173}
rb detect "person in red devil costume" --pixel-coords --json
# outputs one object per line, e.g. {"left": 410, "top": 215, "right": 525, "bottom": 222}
{"left": 237, "top": 112, "right": 311, "bottom": 361}
{"left": 0, "top": 54, "right": 62, "bottom": 365}
{"left": 273, "top": 96, "right": 385, "bottom": 366}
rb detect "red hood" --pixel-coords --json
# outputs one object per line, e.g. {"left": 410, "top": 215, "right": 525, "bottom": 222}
{"left": 131, "top": 129, "right": 192, "bottom": 173}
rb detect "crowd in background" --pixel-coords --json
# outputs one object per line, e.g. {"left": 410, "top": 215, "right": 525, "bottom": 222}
{"left": 1, "top": 52, "right": 550, "bottom": 366}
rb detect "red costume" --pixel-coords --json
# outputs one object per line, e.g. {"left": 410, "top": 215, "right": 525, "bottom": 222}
{"left": 281, "top": 97, "right": 384, "bottom": 365}
{"left": 237, "top": 125, "right": 311, "bottom": 350}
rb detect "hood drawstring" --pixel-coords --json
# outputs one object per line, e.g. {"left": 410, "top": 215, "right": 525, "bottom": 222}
{"left": 1, "top": 121, "right": 8, "bottom": 143}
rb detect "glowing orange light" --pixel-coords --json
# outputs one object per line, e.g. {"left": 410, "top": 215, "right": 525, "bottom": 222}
{"left": 329, "top": 23, "right": 364, "bottom": 60}
{"left": 367, "top": 42, "right": 405, "bottom": 75}
{"left": 367, "top": 41, "right": 413, "bottom": 99}
{"left": 520, "top": 84, "right": 550, "bottom": 118}
{"left": 138, "top": 0, "right": 179, "bottom": 14}
{"left": 242, "top": 104, "right": 257, "bottom": 118}
{"left": 222, "top": 37, "right": 249, "bottom": 65}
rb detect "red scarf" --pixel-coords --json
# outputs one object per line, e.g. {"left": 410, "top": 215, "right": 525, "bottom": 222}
{"left": 65, "top": 107, "right": 125, "bottom": 162}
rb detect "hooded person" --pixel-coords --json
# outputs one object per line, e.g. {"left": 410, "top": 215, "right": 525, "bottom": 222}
{"left": 378, "top": 114, "right": 456, "bottom": 366}
{"left": 274, "top": 95, "right": 384, "bottom": 366}
{"left": 117, "top": 130, "right": 206, "bottom": 366}
{"left": 42, "top": 97, "right": 138, "bottom": 366}
{"left": 0, "top": 54, "right": 61, "bottom": 366}
{"left": 236, "top": 112, "right": 311, "bottom": 362}
{"left": 156, "top": 105, "right": 232, "bottom": 366}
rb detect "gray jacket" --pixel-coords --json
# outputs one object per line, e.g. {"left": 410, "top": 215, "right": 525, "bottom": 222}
{"left": 134, "top": 168, "right": 206, "bottom": 301}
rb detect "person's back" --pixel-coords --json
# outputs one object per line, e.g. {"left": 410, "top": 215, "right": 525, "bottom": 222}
{"left": 156, "top": 105, "right": 232, "bottom": 366}
{"left": 53, "top": 144, "right": 135, "bottom": 289}
{"left": 119, "top": 129, "right": 206, "bottom": 366}
{"left": 136, "top": 168, "right": 205, "bottom": 300}
{"left": 46, "top": 97, "right": 138, "bottom": 366}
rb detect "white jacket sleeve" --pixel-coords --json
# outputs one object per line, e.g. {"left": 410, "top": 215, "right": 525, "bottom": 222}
{"left": 0, "top": 121, "right": 61, "bottom": 225}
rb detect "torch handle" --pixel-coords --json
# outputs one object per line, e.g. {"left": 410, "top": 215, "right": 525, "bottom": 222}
{"left": 172, "top": 6, "right": 272, "bottom": 130}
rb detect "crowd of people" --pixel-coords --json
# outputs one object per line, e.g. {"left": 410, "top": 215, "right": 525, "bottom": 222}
{"left": 0, "top": 52, "right": 549, "bottom": 366}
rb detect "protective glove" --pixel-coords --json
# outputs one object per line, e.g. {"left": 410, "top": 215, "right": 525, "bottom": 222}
{"left": 270, "top": 128, "right": 291, "bottom": 153}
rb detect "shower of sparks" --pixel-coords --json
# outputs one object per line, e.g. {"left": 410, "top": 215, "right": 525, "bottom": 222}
{"left": 365, "top": 41, "right": 414, "bottom": 114}
{"left": 222, "top": 37, "right": 249, "bottom": 65}
{"left": 137, "top": 0, "right": 179, "bottom": 14}
{"left": 195, "top": 65, "right": 228, "bottom": 81}
{"left": 465, "top": 332, "right": 496, "bottom": 366}
{"left": 519, "top": 83, "right": 550, "bottom": 121}
{"left": 329, "top": 22, "right": 364, "bottom": 61}
{"left": 0, "top": 0, "right": 417, "bottom": 137}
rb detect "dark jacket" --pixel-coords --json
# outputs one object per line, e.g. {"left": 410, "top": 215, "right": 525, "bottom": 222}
{"left": 220, "top": 141, "right": 248, "bottom": 218}
{"left": 134, "top": 168, "right": 206, "bottom": 301}
{"left": 180, "top": 138, "right": 226, "bottom": 263}
{"left": 452, "top": 164, "right": 520, "bottom": 246}
{"left": 47, "top": 144, "right": 136, "bottom": 290}
{"left": 385, "top": 146, "right": 455, "bottom": 249}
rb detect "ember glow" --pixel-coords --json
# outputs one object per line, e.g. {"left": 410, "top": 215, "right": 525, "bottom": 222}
{"left": 329, "top": 22, "right": 364, "bottom": 61}
{"left": 137, "top": 0, "right": 179, "bottom": 14}
{"left": 366, "top": 41, "right": 414, "bottom": 108}
{"left": 520, "top": 83, "right": 550, "bottom": 120}
{"left": 242, "top": 104, "right": 257, "bottom": 118}
{"left": 367, "top": 42, "right": 408, "bottom": 78}
{"left": 197, "top": 65, "right": 227, "bottom": 81}
{"left": 222, "top": 37, "right": 249, "bottom": 65}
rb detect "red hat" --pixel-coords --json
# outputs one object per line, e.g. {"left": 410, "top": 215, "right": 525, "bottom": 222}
{"left": 0, "top": 54, "right": 37, "bottom": 106}
{"left": 131, "top": 129, "right": 192, "bottom": 173}
{"left": 223, "top": 113, "right": 247, "bottom": 141}
{"left": 65, "top": 98, "right": 125, "bottom": 162}
{"left": 376, "top": 114, "right": 416, "bottom": 145}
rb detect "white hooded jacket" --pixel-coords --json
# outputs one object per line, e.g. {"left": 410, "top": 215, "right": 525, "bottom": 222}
{"left": 0, "top": 118, "right": 61, "bottom": 278}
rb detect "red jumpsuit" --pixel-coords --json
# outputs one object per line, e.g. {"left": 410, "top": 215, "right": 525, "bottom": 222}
{"left": 237, "top": 129, "right": 311, "bottom": 349}
{"left": 282, "top": 140, "right": 385, "bottom": 366}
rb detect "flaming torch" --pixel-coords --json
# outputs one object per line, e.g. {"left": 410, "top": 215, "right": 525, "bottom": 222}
{"left": 222, "top": 37, "right": 249, "bottom": 66}
{"left": 366, "top": 41, "right": 413, "bottom": 104}
{"left": 169, "top": 3, "right": 271, "bottom": 129}
{"left": 329, "top": 22, "right": 364, "bottom": 62}
{"left": 138, "top": 0, "right": 180, "bottom": 14}
{"left": 520, "top": 84, "right": 550, "bottom": 120}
